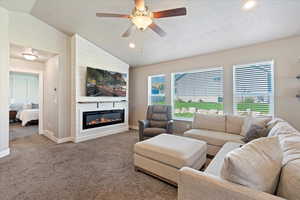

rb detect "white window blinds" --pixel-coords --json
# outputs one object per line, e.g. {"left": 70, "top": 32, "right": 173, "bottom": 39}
{"left": 233, "top": 61, "right": 274, "bottom": 116}
{"left": 172, "top": 68, "right": 224, "bottom": 119}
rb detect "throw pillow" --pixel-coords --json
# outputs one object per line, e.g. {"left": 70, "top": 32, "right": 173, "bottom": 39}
{"left": 221, "top": 136, "right": 283, "bottom": 194}
{"left": 240, "top": 117, "right": 271, "bottom": 137}
{"left": 266, "top": 118, "right": 284, "bottom": 135}
{"left": 268, "top": 122, "right": 298, "bottom": 137}
{"left": 241, "top": 124, "right": 267, "bottom": 143}
{"left": 278, "top": 133, "right": 300, "bottom": 165}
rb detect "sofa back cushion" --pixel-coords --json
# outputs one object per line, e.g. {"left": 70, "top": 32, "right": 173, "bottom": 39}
{"left": 147, "top": 105, "right": 172, "bottom": 128}
{"left": 268, "top": 122, "right": 298, "bottom": 137}
{"left": 226, "top": 115, "right": 245, "bottom": 135}
{"left": 221, "top": 136, "right": 283, "bottom": 194}
{"left": 192, "top": 113, "right": 226, "bottom": 132}
{"left": 277, "top": 159, "right": 300, "bottom": 200}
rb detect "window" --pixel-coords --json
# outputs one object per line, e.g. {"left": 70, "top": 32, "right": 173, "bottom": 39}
{"left": 172, "top": 68, "right": 224, "bottom": 119}
{"left": 233, "top": 61, "right": 274, "bottom": 117}
{"left": 148, "top": 75, "right": 166, "bottom": 105}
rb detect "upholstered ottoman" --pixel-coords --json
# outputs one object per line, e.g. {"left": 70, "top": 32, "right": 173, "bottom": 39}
{"left": 134, "top": 134, "right": 207, "bottom": 185}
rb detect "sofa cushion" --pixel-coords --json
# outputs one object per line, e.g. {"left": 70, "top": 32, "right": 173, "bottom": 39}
{"left": 226, "top": 115, "right": 245, "bottom": 135}
{"left": 278, "top": 133, "right": 300, "bottom": 165}
{"left": 277, "top": 159, "right": 300, "bottom": 200}
{"left": 184, "top": 129, "right": 244, "bottom": 147}
{"left": 221, "top": 137, "right": 283, "bottom": 194}
{"left": 268, "top": 122, "right": 298, "bottom": 137}
{"left": 205, "top": 142, "right": 242, "bottom": 177}
{"left": 192, "top": 113, "right": 226, "bottom": 132}
{"left": 241, "top": 117, "right": 271, "bottom": 137}
{"left": 134, "top": 134, "right": 207, "bottom": 169}
{"left": 143, "top": 128, "right": 166, "bottom": 136}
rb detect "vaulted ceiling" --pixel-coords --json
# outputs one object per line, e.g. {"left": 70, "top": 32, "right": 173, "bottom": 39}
{"left": 1, "top": 0, "right": 300, "bottom": 66}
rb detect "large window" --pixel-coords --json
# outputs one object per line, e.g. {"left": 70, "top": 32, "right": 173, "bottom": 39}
{"left": 148, "top": 75, "right": 166, "bottom": 105}
{"left": 172, "top": 68, "right": 224, "bottom": 119}
{"left": 233, "top": 61, "right": 274, "bottom": 117}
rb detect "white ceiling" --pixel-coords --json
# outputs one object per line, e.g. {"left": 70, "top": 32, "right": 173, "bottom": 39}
{"left": 10, "top": 44, "right": 57, "bottom": 63}
{"left": 3, "top": 0, "right": 300, "bottom": 67}
{"left": 0, "top": 0, "right": 37, "bottom": 13}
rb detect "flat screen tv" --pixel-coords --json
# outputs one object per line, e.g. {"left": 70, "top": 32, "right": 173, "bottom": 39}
{"left": 86, "top": 67, "right": 127, "bottom": 97}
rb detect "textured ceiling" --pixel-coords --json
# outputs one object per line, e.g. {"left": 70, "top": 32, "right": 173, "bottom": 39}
{"left": 4, "top": 0, "right": 300, "bottom": 67}
{"left": 0, "top": 0, "right": 37, "bottom": 13}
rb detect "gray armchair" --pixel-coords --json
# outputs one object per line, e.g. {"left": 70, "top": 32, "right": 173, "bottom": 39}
{"left": 138, "top": 105, "right": 173, "bottom": 141}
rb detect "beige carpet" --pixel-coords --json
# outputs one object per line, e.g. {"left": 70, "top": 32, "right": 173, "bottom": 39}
{"left": 9, "top": 123, "right": 38, "bottom": 141}
{"left": 0, "top": 131, "right": 177, "bottom": 200}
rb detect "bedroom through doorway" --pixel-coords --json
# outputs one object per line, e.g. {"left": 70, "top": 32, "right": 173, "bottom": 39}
{"left": 8, "top": 44, "right": 58, "bottom": 142}
{"left": 9, "top": 71, "right": 41, "bottom": 140}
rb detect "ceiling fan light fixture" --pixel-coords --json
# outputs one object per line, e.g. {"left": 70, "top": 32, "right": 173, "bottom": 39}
{"left": 131, "top": 15, "right": 152, "bottom": 31}
{"left": 22, "top": 48, "right": 38, "bottom": 61}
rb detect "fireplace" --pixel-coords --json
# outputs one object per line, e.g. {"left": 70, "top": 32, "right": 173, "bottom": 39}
{"left": 83, "top": 109, "right": 125, "bottom": 130}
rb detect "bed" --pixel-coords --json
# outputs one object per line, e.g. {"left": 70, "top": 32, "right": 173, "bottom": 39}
{"left": 17, "top": 109, "right": 39, "bottom": 126}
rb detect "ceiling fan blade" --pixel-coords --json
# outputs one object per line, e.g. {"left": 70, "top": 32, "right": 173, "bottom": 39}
{"left": 152, "top": 7, "right": 187, "bottom": 18}
{"left": 149, "top": 23, "right": 167, "bottom": 37}
{"left": 122, "top": 24, "right": 136, "bottom": 38}
{"left": 134, "top": 0, "right": 145, "bottom": 10}
{"left": 96, "top": 13, "right": 129, "bottom": 18}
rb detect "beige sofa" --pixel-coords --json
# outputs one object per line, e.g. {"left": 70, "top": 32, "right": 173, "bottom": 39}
{"left": 179, "top": 119, "right": 300, "bottom": 200}
{"left": 184, "top": 114, "right": 247, "bottom": 156}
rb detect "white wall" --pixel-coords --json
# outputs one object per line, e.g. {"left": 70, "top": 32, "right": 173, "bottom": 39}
{"left": 10, "top": 58, "right": 45, "bottom": 72}
{"left": 130, "top": 36, "right": 300, "bottom": 131}
{"left": 9, "top": 11, "right": 71, "bottom": 139}
{"left": 0, "top": 6, "right": 10, "bottom": 157}
{"left": 9, "top": 72, "right": 39, "bottom": 105}
{"left": 71, "top": 34, "right": 129, "bottom": 141}
{"left": 44, "top": 56, "right": 59, "bottom": 135}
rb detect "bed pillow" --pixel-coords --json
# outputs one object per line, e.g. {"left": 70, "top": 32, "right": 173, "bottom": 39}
{"left": 221, "top": 136, "right": 283, "bottom": 194}
{"left": 32, "top": 103, "right": 39, "bottom": 109}
{"left": 23, "top": 103, "right": 32, "bottom": 109}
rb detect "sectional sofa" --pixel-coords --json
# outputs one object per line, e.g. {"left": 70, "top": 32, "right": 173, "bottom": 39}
{"left": 179, "top": 114, "right": 300, "bottom": 200}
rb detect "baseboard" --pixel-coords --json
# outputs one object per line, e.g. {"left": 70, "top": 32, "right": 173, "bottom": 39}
{"left": 130, "top": 125, "right": 139, "bottom": 130}
{"left": 74, "top": 126, "right": 129, "bottom": 143}
{"left": 0, "top": 148, "right": 10, "bottom": 158}
{"left": 42, "top": 130, "right": 74, "bottom": 144}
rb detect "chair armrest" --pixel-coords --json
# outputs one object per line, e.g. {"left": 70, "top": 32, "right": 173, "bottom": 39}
{"left": 138, "top": 120, "right": 150, "bottom": 129}
{"left": 138, "top": 120, "right": 150, "bottom": 141}
{"left": 167, "top": 120, "right": 174, "bottom": 134}
{"left": 178, "top": 167, "right": 285, "bottom": 200}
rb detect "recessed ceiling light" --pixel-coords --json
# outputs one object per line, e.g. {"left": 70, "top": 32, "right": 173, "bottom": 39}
{"left": 242, "top": 0, "right": 257, "bottom": 11}
{"left": 129, "top": 43, "right": 136, "bottom": 49}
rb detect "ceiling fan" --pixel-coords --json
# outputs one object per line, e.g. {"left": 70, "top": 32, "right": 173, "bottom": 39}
{"left": 96, "top": 0, "right": 187, "bottom": 37}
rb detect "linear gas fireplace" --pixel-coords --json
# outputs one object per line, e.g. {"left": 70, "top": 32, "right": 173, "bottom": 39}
{"left": 83, "top": 109, "right": 125, "bottom": 130}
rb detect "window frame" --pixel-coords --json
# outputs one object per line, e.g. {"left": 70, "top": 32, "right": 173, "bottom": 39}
{"left": 233, "top": 60, "right": 275, "bottom": 117}
{"left": 148, "top": 74, "right": 166, "bottom": 106}
{"left": 171, "top": 67, "right": 224, "bottom": 121}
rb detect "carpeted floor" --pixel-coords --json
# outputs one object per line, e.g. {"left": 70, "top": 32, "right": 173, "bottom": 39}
{"left": 0, "top": 131, "right": 177, "bottom": 200}
{"left": 9, "top": 123, "right": 39, "bottom": 141}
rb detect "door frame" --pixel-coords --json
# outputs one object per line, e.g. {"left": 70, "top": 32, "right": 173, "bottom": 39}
{"left": 9, "top": 68, "right": 44, "bottom": 135}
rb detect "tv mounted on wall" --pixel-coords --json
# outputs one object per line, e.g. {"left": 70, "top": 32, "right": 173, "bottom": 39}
{"left": 86, "top": 67, "right": 127, "bottom": 97}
